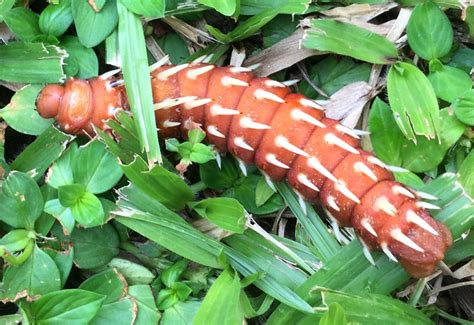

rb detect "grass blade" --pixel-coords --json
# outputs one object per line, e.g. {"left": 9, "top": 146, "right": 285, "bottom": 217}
{"left": 117, "top": 0, "right": 161, "bottom": 164}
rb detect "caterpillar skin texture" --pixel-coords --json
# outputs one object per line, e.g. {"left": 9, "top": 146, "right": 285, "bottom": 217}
{"left": 36, "top": 63, "right": 452, "bottom": 278}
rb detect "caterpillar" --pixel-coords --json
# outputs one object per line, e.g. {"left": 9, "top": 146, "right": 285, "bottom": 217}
{"left": 36, "top": 60, "right": 452, "bottom": 278}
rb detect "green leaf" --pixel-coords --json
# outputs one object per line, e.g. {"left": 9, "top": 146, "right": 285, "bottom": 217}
{"left": 0, "top": 42, "right": 66, "bottom": 83}
{"left": 47, "top": 143, "right": 78, "bottom": 189}
{"left": 198, "top": 0, "right": 237, "bottom": 15}
{"left": 317, "top": 289, "right": 431, "bottom": 324}
{"left": 44, "top": 247, "right": 74, "bottom": 288}
{"left": 459, "top": 151, "right": 474, "bottom": 197}
{"left": 299, "top": 57, "right": 371, "bottom": 99}
{"left": 58, "top": 184, "right": 86, "bottom": 207}
{"left": 30, "top": 289, "right": 105, "bottom": 324}
{"left": 79, "top": 269, "right": 127, "bottom": 304}
{"left": 262, "top": 15, "right": 298, "bottom": 48}
{"left": 120, "top": 0, "right": 165, "bottom": 17}
{"left": 0, "top": 85, "right": 54, "bottom": 135}
{"left": 370, "top": 100, "right": 465, "bottom": 172}
{"left": 3, "top": 7, "right": 41, "bottom": 41}
{"left": 70, "top": 192, "right": 105, "bottom": 227}
{"left": 428, "top": 61, "right": 471, "bottom": 103}
{"left": 303, "top": 19, "right": 398, "bottom": 64}
{"left": 0, "top": 171, "right": 43, "bottom": 229}
{"left": 11, "top": 126, "right": 74, "bottom": 179}
{"left": 117, "top": 0, "right": 161, "bottom": 163}
{"left": 189, "top": 198, "right": 247, "bottom": 233}
{"left": 453, "top": 89, "right": 474, "bottom": 126}
{"left": 121, "top": 156, "right": 194, "bottom": 210}
{"left": 193, "top": 269, "right": 243, "bottom": 325}
{"left": 449, "top": 47, "right": 474, "bottom": 73}
{"left": 407, "top": 1, "right": 453, "bottom": 60}
{"left": 39, "top": 0, "right": 73, "bottom": 37}
{"left": 0, "top": 229, "right": 32, "bottom": 253}
{"left": 0, "top": 0, "right": 15, "bottom": 18}
{"left": 90, "top": 298, "right": 134, "bottom": 325}
{"left": 161, "top": 301, "right": 201, "bottom": 325}
{"left": 240, "top": 0, "right": 309, "bottom": 15}
{"left": 72, "top": 0, "right": 118, "bottom": 47}
{"left": 319, "top": 303, "right": 347, "bottom": 325}
{"left": 129, "top": 285, "right": 161, "bottom": 324}
{"left": 161, "top": 259, "right": 188, "bottom": 287}
{"left": 72, "top": 140, "right": 123, "bottom": 194}
{"left": 2, "top": 246, "right": 61, "bottom": 301}
{"left": 256, "top": 177, "right": 276, "bottom": 207}
{"left": 231, "top": 174, "right": 284, "bottom": 215}
{"left": 387, "top": 62, "right": 440, "bottom": 141}
{"left": 106, "top": 258, "right": 155, "bottom": 285}
{"left": 71, "top": 225, "right": 120, "bottom": 269}
{"left": 44, "top": 199, "right": 76, "bottom": 235}
{"left": 61, "top": 35, "right": 99, "bottom": 78}
{"left": 200, "top": 156, "right": 240, "bottom": 190}
{"left": 368, "top": 98, "right": 405, "bottom": 166}
{"left": 156, "top": 33, "right": 190, "bottom": 64}
{"left": 207, "top": 9, "right": 279, "bottom": 43}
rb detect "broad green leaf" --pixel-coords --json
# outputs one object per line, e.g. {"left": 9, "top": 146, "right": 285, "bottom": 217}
{"left": 39, "top": 0, "right": 73, "bottom": 37}
{"left": 161, "top": 301, "right": 201, "bottom": 325}
{"left": 0, "top": 43, "right": 66, "bottom": 84}
{"left": 0, "top": 0, "right": 15, "bottom": 18}
{"left": 449, "top": 47, "right": 474, "bottom": 73}
{"left": 407, "top": 1, "right": 453, "bottom": 60}
{"left": 368, "top": 98, "right": 405, "bottom": 166}
{"left": 0, "top": 229, "right": 32, "bottom": 253}
{"left": 72, "top": 0, "right": 118, "bottom": 47}
{"left": 302, "top": 19, "right": 398, "bottom": 64}
{"left": 3, "top": 7, "right": 41, "bottom": 41}
{"left": 370, "top": 100, "right": 465, "bottom": 172}
{"left": 79, "top": 269, "right": 127, "bottom": 304}
{"left": 459, "top": 151, "right": 474, "bottom": 197}
{"left": 47, "top": 143, "right": 78, "bottom": 189}
{"left": 117, "top": 0, "right": 161, "bottom": 163}
{"left": 120, "top": 0, "right": 165, "bottom": 17}
{"left": 200, "top": 156, "right": 240, "bottom": 190}
{"left": 240, "top": 0, "right": 309, "bottom": 15}
{"left": 69, "top": 191, "right": 105, "bottom": 227}
{"left": 128, "top": 285, "right": 161, "bottom": 324}
{"left": 58, "top": 184, "right": 86, "bottom": 207}
{"left": 207, "top": 9, "right": 279, "bottom": 43}
{"left": 428, "top": 61, "right": 471, "bottom": 103}
{"left": 121, "top": 156, "right": 194, "bottom": 210}
{"left": 453, "top": 89, "right": 474, "bottom": 126}
{"left": 256, "top": 177, "right": 275, "bottom": 207}
{"left": 317, "top": 289, "right": 431, "bottom": 324}
{"left": 161, "top": 259, "right": 188, "bottom": 287}
{"left": 189, "top": 198, "right": 247, "bottom": 234}
{"left": 72, "top": 140, "right": 123, "bottom": 194}
{"left": 44, "top": 247, "right": 74, "bottom": 288}
{"left": 230, "top": 174, "right": 284, "bottom": 215}
{"left": 61, "top": 36, "right": 99, "bottom": 78}
{"left": 193, "top": 269, "right": 243, "bottom": 325}
{"left": 262, "top": 15, "right": 298, "bottom": 48}
{"left": 11, "top": 126, "right": 73, "bottom": 179}
{"left": 106, "top": 258, "right": 155, "bottom": 285}
{"left": 387, "top": 62, "right": 440, "bottom": 141}
{"left": 319, "top": 303, "right": 347, "bottom": 325}
{"left": 198, "top": 0, "right": 237, "bottom": 16}
{"left": 90, "top": 298, "right": 134, "bottom": 325}
{"left": 44, "top": 199, "right": 76, "bottom": 235}
{"left": 156, "top": 33, "right": 190, "bottom": 64}
{"left": 0, "top": 85, "right": 54, "bottom": 135}
{"left": 299, "top": 57, "right": 371, "bottom": 99}
{"left": 71, "top": 225, "right": 120, "bottom": 269}
{"left": 0, "top": 171, "right": 43, "bottom": 229}
{"left": 30, "top": 289, "right": 105, "bottom": 324}
{"left": 2, "top": 246, "right": 61, "bottom": 301}
{"left": 157, "top": 283, "right": 192, "bottom": 310}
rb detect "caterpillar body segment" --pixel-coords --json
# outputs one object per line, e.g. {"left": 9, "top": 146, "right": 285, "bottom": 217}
{"left": 36, "top": 63, "right": 453, "bottom": 278}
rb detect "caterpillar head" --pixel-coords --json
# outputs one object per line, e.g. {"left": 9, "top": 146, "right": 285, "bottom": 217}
{"left": 36, "top": 78, "right": 123, "bottom": 135}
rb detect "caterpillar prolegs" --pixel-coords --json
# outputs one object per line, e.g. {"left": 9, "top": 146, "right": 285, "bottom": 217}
{"left": 36, "top": 61, "right": 452, "bottom": 278}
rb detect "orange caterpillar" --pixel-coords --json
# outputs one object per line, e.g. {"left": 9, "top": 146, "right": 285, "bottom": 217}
{"left": 36, "top": 61, "right": 452, "bottom": 278}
